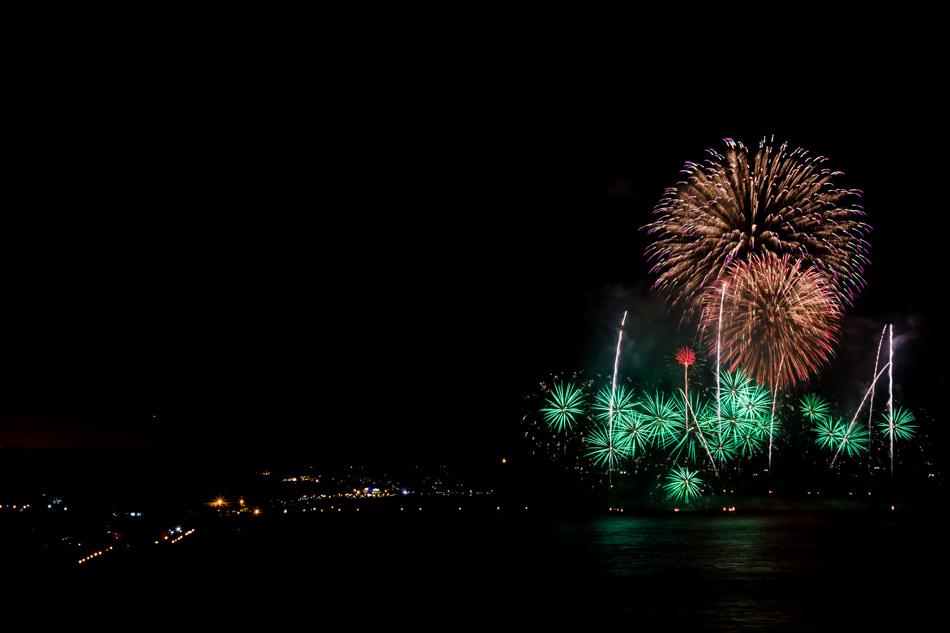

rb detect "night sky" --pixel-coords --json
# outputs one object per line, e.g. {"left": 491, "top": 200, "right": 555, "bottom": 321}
{"left": 4, "top": 35, "right": 945, "bottom": 477}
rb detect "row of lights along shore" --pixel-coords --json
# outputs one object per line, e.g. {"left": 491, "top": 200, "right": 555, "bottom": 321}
{"left": 300, "top": 505, "right": 529, "bottom": 512}
{"left": 78, "top": 528, "right": 196, "bottom": 565}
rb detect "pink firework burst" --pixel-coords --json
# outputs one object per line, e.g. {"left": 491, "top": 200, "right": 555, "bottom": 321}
{"left": 698, "top": 252, "right": 841, "bottom": 391}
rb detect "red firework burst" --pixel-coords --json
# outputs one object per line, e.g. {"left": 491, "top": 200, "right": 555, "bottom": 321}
{"left": 675, "top": 347, "right": 696, "bottom": 367}
{"left": 698, "top": 252, "right": 841, "bottom": 390}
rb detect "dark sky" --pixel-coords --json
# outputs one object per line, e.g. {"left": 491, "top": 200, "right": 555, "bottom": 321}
{"left": 4, "top": 33, "right": 945, "bottom": 474}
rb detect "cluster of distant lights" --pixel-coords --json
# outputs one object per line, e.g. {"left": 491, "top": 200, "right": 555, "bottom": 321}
{"left": 299, "top": 503, "right": 524, "bottom": 513}
{"left": 286, "top": 488, "right": 493, "bottom": 506}
{"left": 78, "top": 527, "right": 197, "bottom": 565}
{"left": 78, "top": 546, "right": 114, "bottom": 564}
{"left": 211, "top": 497, "right": 261, "bottom": 515}
{"left": 166, "top": 526, "right": 196, "bottom": 544}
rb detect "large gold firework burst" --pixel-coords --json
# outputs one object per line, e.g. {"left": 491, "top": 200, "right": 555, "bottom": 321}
{"left": 645, "top": 137, "right": 870, "bottom": 321}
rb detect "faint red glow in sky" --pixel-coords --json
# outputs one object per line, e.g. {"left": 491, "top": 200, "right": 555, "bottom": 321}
{"left": 0, "top": 410, "right": 179, "bottom": 450}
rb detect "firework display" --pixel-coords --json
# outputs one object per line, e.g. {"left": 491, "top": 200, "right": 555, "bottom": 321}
{"left": 530, "top": 350, "right": 920, "bottom": 507}
{"left": 522, "top": 137, "right": 928, "bottom": 508}
{"left": 644, "top": 137, "right": 870, "bottom": 318}
{"left": 557, "top": 367, "right": 780, "bottom": 503}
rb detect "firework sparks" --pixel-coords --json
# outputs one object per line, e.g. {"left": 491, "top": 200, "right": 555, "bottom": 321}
{"left": 716, "top": 282, "right": 727, "bottom": 438}
{"left": 637, "top": 391, "right": 684, "bottom": 450}
{"left": 719, "top": 370, "right": 753, "bottom": 407}
{"left": 830, "top": 361, "right": 890, "bottom": 466}
{"left": 675, "top": 347, "right": 696, "bottom": 367}
{"left": 585, "top": 424, "right": 626, "bottom": 469}
{"left": 837, "top": 423, "right": 869, "bottom": 457}
{"left": 707, "top": 434, "right": 738, "bottom": 463}
{"left": 664, "top": 465, "right": 703, "bottom": 503}
{"left": 888, "top": 325, "right": 894, "bottom": 475}
{"left": 676, "top": 345, "right": 696, "bottom": 454}
{"left": 540, "top": 381, "right": 585, "bottom": 433}
{"left": 615, "top": 411, "right": 653, "bottom": 459}
{"left": 715, "top": 398, "right": 751, "bottom": 447}
{"left": 644, "top": 137, "right": 870, "bottom": 318}
{"left": 868, "top": 326, "right": 886, "bottom": 438}
{"left": 593, "top": 384, "right": 638, "bottom": 427}
{"left": 878, "top": 407, "right": 917, "bottom": 441}
{"left": 606, "top": 311, "right": 628, "bottom": 481}
{"left": 813, "top": 417, "right": 843, "bottom": 451}
{"left": 800, "top": 394, "right": 831, "bottom": 422}
{"left": 699, "top": 252, "right": 841, "bottom": 391}
{"left": 815, "top": 417, "right": 868, "bottom": 457}
{"left": 669, "top": 393, "right": 709, "bottom": 463}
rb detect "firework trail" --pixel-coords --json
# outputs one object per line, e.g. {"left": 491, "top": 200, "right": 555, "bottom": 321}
{"left": 676, "top": 345, "right": 696, "bottom": 428}
{"left": 867, "top": 326, "right": 886, "bottom": 438}
{"left": 677, "top": 388, "right": 722, "bottom": 484}
{"left": 675, "top": 345, "right": 721, "bottom": 477}
{"left": 643, "top": 137, "right": 870, "bottom": 320}
{"left": 889, "top": 324, "right": 894, "bottom": 476}
{"left": 830, "top": 361, "right": 891, "bottom": 466}
{"left": 699, "top": 252, "right": 841, "bottom": 391}
{"left": 717, "top": 282, "right": 726, "bottom": 439}
{"left": 816, "top": 418, "right": 869, "bottom": 457}
{"left": 767, "top": 354, "right": 785, "bottom": 469}
{"left": 608, "top": 311, "right": 628, "bottom": 483}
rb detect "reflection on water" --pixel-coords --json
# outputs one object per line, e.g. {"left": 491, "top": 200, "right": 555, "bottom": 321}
{"left": 525, "top": 512, "right": 940, "bottom": 630}
{"left": 69, "top": 509, "right": 941, "bottom": 630}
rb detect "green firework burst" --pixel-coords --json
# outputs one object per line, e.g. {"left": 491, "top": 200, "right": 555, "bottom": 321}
{"left": 718, "top": 370, "right": 753, "bottom": 408}
{"left": 715, "top": 398, "right": 751, "bottom": 445}
{"left": 800, "top": 393, "right": 831, "bottom": 423}
{"left": 814, "top": 417, "right": 844, "bottom": 451}
{"left": 592, "top": 384, "right": 638, "bottom": 427}
{"left": 585, "top": 424, "right": 627, "bottom": 469}
{"left": 668, "top": 394, "right": 713, "bottom": 463}
{"left": 540, "top": 381, "right": 585, "bottom": 433}
{"left": 615, "top": 411, "right": 653, "bottom": 459}
{"left": 707, "top": 434, "right": 738, "bottom": 463}
{"left": 664, "top": 465, "right": 703, "bottom": 503}
{"left": 735, "top": 426, "right": 765, "bottom": 456}
{"left": 636, "top": 391, "right": 684, "bottom": 450}
{"left": 836, "top": 423, "right": 869, "bottom": 457}
{"left": 738, "top": 383, "right": 772, "bottom": 425}
{"left": 878, "top": 407, "right": 917, "bottom": 441}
